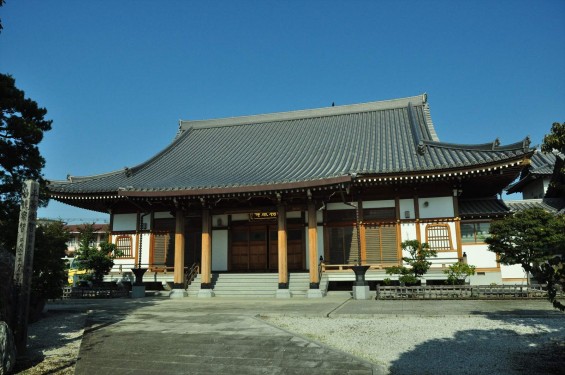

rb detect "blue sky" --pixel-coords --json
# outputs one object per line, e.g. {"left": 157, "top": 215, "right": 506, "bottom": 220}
{"left": 1, "top": 0, "right": 564, "bottom": 223}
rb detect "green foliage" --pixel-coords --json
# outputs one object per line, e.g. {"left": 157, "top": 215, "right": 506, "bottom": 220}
{"left": 542, "top": 122, "right": 565, "bottom": 155}
{"left": 385, "top": 240, "right": 437, "bottom": 285}
{"left": 0, "top": 73, "right": 52, "bottom": 251}
{"left": 444, "top": 262, "right": 476, "bottom": 285}
{"left": 486, "top": 208, "right": 563, "bottom": 268}
{"left": 74, "top": 224, "right": 117, "bottom": 284}
{"left": 486, "top": 208, "right": 565, "bottom": 311}
{"left": 32, "top": 221, "right": 69, "bottom": 299}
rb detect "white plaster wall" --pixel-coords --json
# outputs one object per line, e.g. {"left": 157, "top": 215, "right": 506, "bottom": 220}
{"left": 231, "top": 213, "right": 249, "bottom": 222}
{"left": 141, "top": 214, "right": 151, "bottom": 230}
{"left": 113, "top": 213, "right": 137, "bottom": 231}
{"left": 418, "top": 197, "right": 454, "bottom": 218}
{"left": 400, "top": 222, "right": 417, "bottom": 242}
{"left": 305, "top": 228, "right": 310, "bottom": 270}
{"left": 139, "top": 232, "right": 151, "bottom": 266}
{"left": 212, "top": 214, "right": 228, "bottom": 227}
{"left": 154, "top": 211, "right": 173, "bottom": 219}
{"left": 399, "top": 199, "right": 415, "bottom": 219}
{"left": 523, "top": 179, "right": 545, "bottom": 199}
{"left": 463, "top": 244, "right": 498, "bottom": 268}
{"left": 500, "top": 263, "right": 527, "bottom": 280}
{"left": 326, "top": 202, "right": 356, "bottom": 210}
{"left": 287, "top": 211, "right": 301, "bottom": 219}
{"left": 429, "top": 251, "right": 459, "bottom": 266}
{"left": 543, "top": 177, "right": 550, "bottom": 195}
{"left": 363, "top": 200, "right": 395, "bottom": 208}
{"left": 317, "top": 225, "right": 324, "bottom": 262}
{"left": 469, "top": 272, "right": 502, "bottom": 285}
{"left": 212, "top": 230, "right": 228, "bottom": 271}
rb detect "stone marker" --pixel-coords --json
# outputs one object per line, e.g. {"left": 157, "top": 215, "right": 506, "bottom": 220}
{"left": 13, "top": 180, "right": 39, "bottom": 355}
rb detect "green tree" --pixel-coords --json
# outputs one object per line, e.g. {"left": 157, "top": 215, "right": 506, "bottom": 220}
{"left": 32, "top": 221, "right": 69, "bottom": 299}
{"left": 385, "top": 240, "right": 437, "bottom": 285}
{"left": 486, "top": 208, "right": 565, "bottom": 311}
{"left": 444, "top": 262, "right": 476, "bottom": 285}
{"left": 542, "top": 122, "right": 565, "bottom": 154}
{"left": 0, "top": 73, "right": 52, "bottom": 251}
{"left": 541, "top": 122, "right": 565, "bottom": 197}
{"left": 74, "top": 224, "right": 117, "bottom": 285}
{"left": 26, "top": 221, "right": 69, "bottom": 322}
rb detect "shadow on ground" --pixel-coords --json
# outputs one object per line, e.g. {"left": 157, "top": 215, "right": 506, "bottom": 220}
{"left": 13, "top": 296, "right": 160, "bottom": 374}
{"left": 389, "top": 309, "right": 565, "bottom": 375}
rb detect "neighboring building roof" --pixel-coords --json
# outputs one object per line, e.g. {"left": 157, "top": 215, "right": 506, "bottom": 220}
{"left": 505, "top": 198, "right": 565, "bottom": 214}
{"left": 48, "top": 94, "right": 532, "bottom": 202}
{"left": 506, "top": 151, "right": 560, "bottom": 194}
{"left": 459, "top": 198, "right": 511, "bottom": 219}
{"left": 65, "top": 224, "right": 108, "bottom": 233}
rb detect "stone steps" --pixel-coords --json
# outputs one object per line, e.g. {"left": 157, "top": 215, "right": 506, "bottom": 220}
{"left": 188, "top": 272, "right": 328, "bottom": 298}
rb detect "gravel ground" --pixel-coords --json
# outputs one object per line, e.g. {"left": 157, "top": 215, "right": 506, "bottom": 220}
{"left": 13, "top": 310, "right": 86, "bottom": 375}
{"left": 10, "top": 308, "right": 564, "bottom": 375}
{"left": 265, "top": 315, "right": 565, "bottom": 375}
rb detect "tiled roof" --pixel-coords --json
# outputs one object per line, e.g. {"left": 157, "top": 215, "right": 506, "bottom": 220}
{"left": 506, "top": 151, "right": 560, "bottom": 194}
{"left": 529, "top": 151, "right": 560, "bottom": 175}
{"left": 505, "top": 198, "right": 565, "bottom": 214}
{"left": 459, "top": 198, "right": 510, "bottom": 218}
{"left": 48, "top": 94, "right": 532, "bottom": 197}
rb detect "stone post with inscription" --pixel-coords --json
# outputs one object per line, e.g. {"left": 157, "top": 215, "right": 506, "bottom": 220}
{"left": 13, "top": 180, "right": 39, "bottom": 355}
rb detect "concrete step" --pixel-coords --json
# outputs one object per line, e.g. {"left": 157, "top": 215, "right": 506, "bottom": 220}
{"left": 186, "top": 272, "right": 317, "bottom": 298}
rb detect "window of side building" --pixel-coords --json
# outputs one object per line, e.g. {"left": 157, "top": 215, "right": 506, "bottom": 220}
{"left": 461, "top": 222, "right": 490, "bottom": 244}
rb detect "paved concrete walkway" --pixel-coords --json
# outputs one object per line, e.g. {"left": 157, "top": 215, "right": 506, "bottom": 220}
{"left": 53, "top": 295, "right": 561, "bottom": 375}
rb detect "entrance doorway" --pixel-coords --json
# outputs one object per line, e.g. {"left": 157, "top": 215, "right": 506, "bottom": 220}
{"left": 231, "top": 224, "right": 304, "bottom": 271}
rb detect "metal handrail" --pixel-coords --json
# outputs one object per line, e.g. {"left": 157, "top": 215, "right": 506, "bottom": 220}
{"left": 112, "top": 263, "right": 188, "bottom": 274}
{"left": 184, "top": 262, "right": 200, "bottom": 289}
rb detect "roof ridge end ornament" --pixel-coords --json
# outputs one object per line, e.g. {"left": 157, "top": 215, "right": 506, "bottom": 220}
{"left": 124, "top": 167, "right": 132, "bottom": 177}
{"left": 417, "top": 141, "right": 427, "bottom": 155}
{"left": 523, "top": 136, "right": 531, "bottom": 151}
{"left": 492, "top": 138, "right": 500, "bottom": 150}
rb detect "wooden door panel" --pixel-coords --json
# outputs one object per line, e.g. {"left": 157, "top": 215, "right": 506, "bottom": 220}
{"left": 231, "top": 244, "right": 248, "bottom": 270}
{"left": 269, "top": 230, "right": 278, "bottom": 270}
{"left": 287, "top": 242, "right": 303, "bottom": 270}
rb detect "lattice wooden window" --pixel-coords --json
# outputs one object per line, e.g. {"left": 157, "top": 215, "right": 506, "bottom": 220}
{"left": 152, "top": 232, "right": 171, "bottom": 268}
{"left": 425, "top": 224, "right": 452, "bottom": 251}
{"left": 115, "top": 235, "right": 133, "bottom": 258}
{"left": 327, "top": 226, "right": 359, "bottom": 264}
{"left": 365, "top": 224, "right": 398, "bottom": 265}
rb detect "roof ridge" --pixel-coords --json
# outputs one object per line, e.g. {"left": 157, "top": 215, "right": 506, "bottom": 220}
{"left": 179, "top": 94, "right": 427, "bottom": 130}
{"left": 48, "top": 169, "right": 125, "bottom": 185}
{"left": 422, "top": 137, "right": 532, "bottom": 152}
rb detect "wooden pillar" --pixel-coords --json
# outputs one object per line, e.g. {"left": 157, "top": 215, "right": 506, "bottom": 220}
{"left": 277, "top": 204, "right": 288, "bottom": 288}
{"left": 307, "top": 201, "right": 319, "bottom": 288}
{"left": 453, "top": 195, "right": 463, "bottom": 260}
{"left": 414, "top": 196, "right": 421, "bottom": 243}
{"left": 173, "top": 209, "right": 185, "bottom": 287}
{"left": 201, "top": 208, "right": 212, "bottom": 288}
